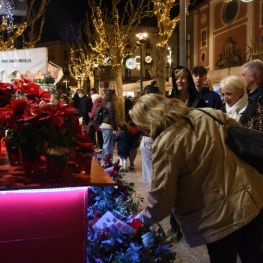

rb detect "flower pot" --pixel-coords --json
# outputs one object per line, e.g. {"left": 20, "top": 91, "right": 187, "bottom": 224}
{"left": 75, "top": 152, "right": 93, "bottom": 174}
{"left": 19, "top": 143, "right": 41, "bottom": 176}
{"left": 5, "top": 140, "right": 21, "bottom": 165}
{"left": 45, "top": 147, "right": 69, "bottom": 181}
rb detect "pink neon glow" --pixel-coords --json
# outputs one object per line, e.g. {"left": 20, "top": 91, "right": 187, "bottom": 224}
{"left": 0, "top": 187, "right": 88, "bottom": 263}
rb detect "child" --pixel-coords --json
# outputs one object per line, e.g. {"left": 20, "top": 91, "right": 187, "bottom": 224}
{"left": 113, "top": 122, "right": 133, "bottom": 172}
{"left": 128, "top": 121, "right": 142, "bottom": 170}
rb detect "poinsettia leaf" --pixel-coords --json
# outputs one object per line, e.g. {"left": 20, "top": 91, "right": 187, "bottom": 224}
{"left": 9, "top": 99, "right": 27, "bottom": 113}
{"left": 52, "top": 115, "right": 64, "bottom": 127}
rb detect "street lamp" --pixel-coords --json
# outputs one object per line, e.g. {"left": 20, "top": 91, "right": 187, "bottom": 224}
{"left": 63, "top": 79, "right": 69, "bottom": 90}
{"left": 136, "top": 32, "right": 147, "bottom": 93}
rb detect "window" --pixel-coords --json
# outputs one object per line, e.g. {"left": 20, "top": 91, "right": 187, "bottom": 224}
{"left": 201, "top": 29, "right": 207, "bottom": 47}
{"left": 49, "top": 49, "right": 55, "bottom": 60}
{"left": 64, "top": 50, "right": 68, "bottom": 61}
{"left": 201, "top": 52, "right": 206, "bottom": 62}
{"left": 125, "top": 68, "right": 131, "bottom": 81}
{"left": 145, "top": 38, "right": 151, "bottom": 49}
{"left": 223, "top": 0, "right": 238, "bottom": 24}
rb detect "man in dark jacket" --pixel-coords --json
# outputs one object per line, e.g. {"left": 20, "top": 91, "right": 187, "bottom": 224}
{"left": 241, "top": 59, "right": 263, "bottom": 105}
{"left": 191, "top": 66, "right": 222, "bottom": 109}
{"left": 72, "top": 88, "right": 81, "bottom": 109}
{"left": 77, "top": 89, "right": 92, "bottom": 125}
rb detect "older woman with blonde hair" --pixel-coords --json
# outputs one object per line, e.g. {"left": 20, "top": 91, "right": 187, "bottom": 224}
{"left": 220, "top": 75, "right": 263, "bottom": 131}
{"left": 130, "top": 93, "right": 263, "bottom": 263}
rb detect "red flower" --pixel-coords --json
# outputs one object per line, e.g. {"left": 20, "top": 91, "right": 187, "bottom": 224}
{"left": 127, "top": 218, "right": 142, "bottom": 230}
{"left": 74, "top": 140, "right": 94, "bottom": 152}
{"left": 0, "top": 82, "right": 15, "bottom": 96}
{"left": 9, "top": 99, "right": 27, "bottom": 113}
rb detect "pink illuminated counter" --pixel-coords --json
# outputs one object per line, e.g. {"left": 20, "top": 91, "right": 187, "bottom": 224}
{"left": 0, "top": 146, "right": 115, "bottom": 263}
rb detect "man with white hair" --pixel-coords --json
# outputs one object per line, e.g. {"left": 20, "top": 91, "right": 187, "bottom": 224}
{"left": 241, "top": 59, "right": 263, "bottom": 105}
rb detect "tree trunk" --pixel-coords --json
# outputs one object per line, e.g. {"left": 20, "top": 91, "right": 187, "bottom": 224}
{"left": 155, "top": 46, "right": 167, "bottom": 94}
{"left": 114, "top": 66, "right": 125, "bottom": 123}
{"left": 89, "top": 73, "right": 94, "bottom": 89}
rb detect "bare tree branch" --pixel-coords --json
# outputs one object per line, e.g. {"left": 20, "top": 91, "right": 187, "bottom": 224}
{"left": 21, "top": 0, "right": 51, "bottom": 48}
{"left": 0, "top": 0, "right": 50, "bottom": 50}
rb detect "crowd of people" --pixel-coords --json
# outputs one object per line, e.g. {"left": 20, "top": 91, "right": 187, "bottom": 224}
{"left": 65, "top": 59, "right": 263, "bottom": 263}
{"left": 131, "top": 59, "right": 263, "bottom": 263}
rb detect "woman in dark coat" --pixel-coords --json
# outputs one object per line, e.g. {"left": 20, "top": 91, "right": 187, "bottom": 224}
{"left": 170, "top": 66, "right": 207, "bottom": 108}
{"left": 88, "top": 94, "right": 103, "bottom": 149}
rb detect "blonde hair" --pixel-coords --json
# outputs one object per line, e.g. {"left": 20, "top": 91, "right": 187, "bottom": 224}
{"left": 129, "top": 94, "right": 191, "bottom": 139}
{"left": 204, "top": 77, "right": 214, "bottom": 91}
{"left": 174, "top": 68, "right": 189, "bottom": 79}
{"left": 219, "top": 75, "right": 247, "bottom": 95}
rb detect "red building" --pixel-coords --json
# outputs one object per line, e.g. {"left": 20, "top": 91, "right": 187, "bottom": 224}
{"left": 179, "top": 0, "right": 263, "bottom": 83}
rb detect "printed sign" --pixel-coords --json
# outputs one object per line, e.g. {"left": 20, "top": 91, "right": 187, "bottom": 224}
{"left": 0, "top": 47, "right": 48, "bottom": 75}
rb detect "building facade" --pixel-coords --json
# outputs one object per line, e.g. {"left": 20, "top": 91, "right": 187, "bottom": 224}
{"left": 185, "top": 0, "right": 263, "bottom": 84}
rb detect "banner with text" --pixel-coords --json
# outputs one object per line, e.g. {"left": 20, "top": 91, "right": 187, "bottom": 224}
{"left": 0, "top": 47, "right": 48, "bottom": 75}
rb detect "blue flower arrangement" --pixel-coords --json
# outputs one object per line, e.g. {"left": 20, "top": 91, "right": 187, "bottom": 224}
{"left": 87, "top": 161, "right": 177, "bottom": 263}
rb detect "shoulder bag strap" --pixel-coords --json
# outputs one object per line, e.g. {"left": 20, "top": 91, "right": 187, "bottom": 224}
{"left": 196, "top": 108, "right": 226, "bottom": 127}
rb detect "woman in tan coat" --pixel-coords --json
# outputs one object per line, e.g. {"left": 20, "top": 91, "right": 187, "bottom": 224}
{"left": 130, "top": 94, "right": 263, "bottom": 263}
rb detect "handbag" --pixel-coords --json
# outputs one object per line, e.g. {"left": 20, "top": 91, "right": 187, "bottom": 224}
{"left": 86, "top": 122, "right": 95, "bottom": 137}
{"left": 197, "top": 108, "right": 263, "bottom": 174}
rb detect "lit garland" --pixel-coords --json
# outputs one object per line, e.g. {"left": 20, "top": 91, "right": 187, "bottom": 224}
{"left": 88, "top": 0, "right": 150, "bottom": 69}
{"left": 0, "top": 0, "right": 14, "bottom": 30}
{"left": 0, "top": 19, "right": 27, "bottom": 51}
{"left": 68, "top": 45, "right": 96, "bottom": 87}
{"left": 152, "top": 0, "right": 180, "bottom": 48}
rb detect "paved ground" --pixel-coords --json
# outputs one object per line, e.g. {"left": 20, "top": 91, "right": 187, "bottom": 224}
{"left": 113, "top": 148, "right": 212, "bottom": 263}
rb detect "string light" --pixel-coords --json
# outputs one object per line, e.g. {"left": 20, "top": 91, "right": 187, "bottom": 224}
{"left": 0, "top": 0, "right": 14, "bottom": 30}
{"left": 68, "top": 46, "right": 96, "bottom": 86}
{"left": 152, "top": 0, "right": 180, "bottom": 48}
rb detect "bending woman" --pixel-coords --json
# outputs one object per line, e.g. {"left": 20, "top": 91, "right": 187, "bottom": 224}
{"left": 130, "top": 94, "right": 263, "bottom": 263}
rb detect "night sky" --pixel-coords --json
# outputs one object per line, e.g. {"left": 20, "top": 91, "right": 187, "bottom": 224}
{"left": 41, "top": 0, "right": 88, "bottom": 42}
{"left": 41, "top": 0, "right": 204, "bottom": 43}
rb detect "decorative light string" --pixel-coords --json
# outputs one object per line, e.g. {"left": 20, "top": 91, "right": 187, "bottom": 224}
{"left": 0, "top": 0, "right": 14, "bottom": 31}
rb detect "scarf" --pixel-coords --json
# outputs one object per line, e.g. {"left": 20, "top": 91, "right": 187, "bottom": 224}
{"left": 225, "top": 93, "right": 248, "bottom": 121}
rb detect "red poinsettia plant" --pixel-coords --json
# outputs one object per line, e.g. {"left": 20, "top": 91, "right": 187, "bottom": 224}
{"left": 74, "top": 134, "right": 94, "bottom": 153}
{"left": 0, "top": 80, "right": 82, "bottom": 152}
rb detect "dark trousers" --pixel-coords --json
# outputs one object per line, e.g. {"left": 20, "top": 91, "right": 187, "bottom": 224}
{"left": 97, "top": 130, "right": 103, "bottom": 149}
{"left": 206, "top": 209, "right": 263, "bottom": 263}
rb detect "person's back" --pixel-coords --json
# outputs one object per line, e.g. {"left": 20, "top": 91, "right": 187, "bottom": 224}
{"left": 72, "top": 89, "right": 81, "bottom": 109}
{"left": 88, "top": 94, "right": 103, "bottom": 149}
{"left": 113, "top": 122, "right": 133, "bottom": 172}
{"left": 124, "top": 97, "right": 133, "bottom": 122}
{"left": 128, "top": 121, "right": 142, "bottom": 170}
{"left": 114, "top": 129, "right": 133, "bottom": 153}
{"left": 78, "top": 89, "right": 92, "bottom": 125}
{"left": 100, "top": 90, "right": 117, "bottom": 158}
